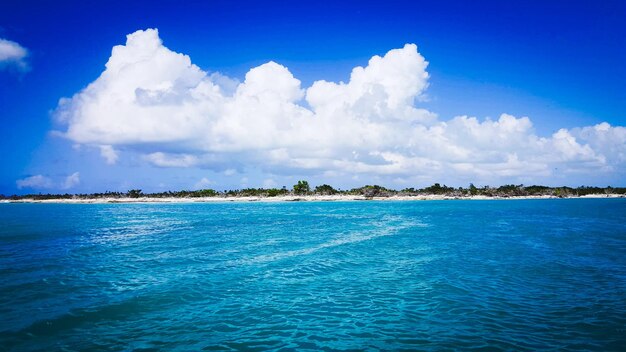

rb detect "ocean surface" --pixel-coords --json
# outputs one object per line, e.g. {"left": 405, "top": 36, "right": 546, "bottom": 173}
{"left": 1, "top": 199, "right": 625, "bottom": 351}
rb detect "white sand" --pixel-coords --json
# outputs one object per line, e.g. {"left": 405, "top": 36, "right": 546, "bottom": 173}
{"left": 3, "top": 193, "right": 623, "bottom": 204}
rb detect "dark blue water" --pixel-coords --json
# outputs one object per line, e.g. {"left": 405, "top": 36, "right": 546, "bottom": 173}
{"left": 1, "top": 199, "right": 626, "bottom": 351}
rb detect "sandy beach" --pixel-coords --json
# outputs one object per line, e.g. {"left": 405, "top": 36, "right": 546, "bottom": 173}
{"left": 2, "top": 193, "right": 623, "bottom": 204}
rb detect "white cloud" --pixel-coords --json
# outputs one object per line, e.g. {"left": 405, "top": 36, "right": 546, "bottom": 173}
{"left": 0, "top": 38, "right": 29, "bottom": 71}
{"left": 62, "top": 172, "right": 80, "bottom": 189}
{"left": 262, "top": 178, "right": 277, "bottom": 188}
{"left": 16, "top": 172, "right": 80, "bottom": 190}
{"left": 144, "top": 152, "right": 199, "bottom": 167}
{"left": 54, "top": 28, "right": 626, "bottom": 184}
{"left": 16, "top": 175, "right": 53, "bottom": 190}
{"left": 99, "top": 145, "right": 119, "bottom": 164}
{"left": 571, "top": 123, "right": 626, "bottom": 164}
{"left": 193, "top": 177, "right": 214, "bottom": 190}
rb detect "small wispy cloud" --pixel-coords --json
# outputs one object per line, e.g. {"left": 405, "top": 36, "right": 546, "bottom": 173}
{"left": 62, "top": 172, "right": 80, "bottom": 189}
{"left": 16, "top": 175, "right": 53, "bottom": 190}
{"left": 193, "top": 177, "right": 214, "bottom": 190}
{"left": 0, "top": 38, "right": 29, "bottom": 72}
{"left": 99, "top": 145, "right": 119, "bottom": 164}
{"left": 16, "top": 172, "right": 80, "bottom": 190}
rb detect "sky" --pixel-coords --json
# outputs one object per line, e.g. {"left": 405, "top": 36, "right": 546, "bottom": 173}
{"left": 1, "top": 0, "right": 625, "bottom": 194}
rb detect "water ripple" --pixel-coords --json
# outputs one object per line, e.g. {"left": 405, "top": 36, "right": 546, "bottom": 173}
{"left": 1, "top": 200, "right": 625, "bottom": 351}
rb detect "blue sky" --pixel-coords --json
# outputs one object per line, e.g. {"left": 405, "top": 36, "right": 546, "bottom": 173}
{"left": 1, "top": 0, "right": 625, "bottom": 194}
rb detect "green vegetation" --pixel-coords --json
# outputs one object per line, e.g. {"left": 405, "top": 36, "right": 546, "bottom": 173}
{"left": 293, "top": 180, "right": 310, "bottom": 195}
{"left": 422, "top": 183, "right": 455, "bottom": 195}
{"left": 2, "top": 182, "right": 625, "bottom": 201}
{"left": 349, "top": 185, "right": 395, "bottom": 198}
{"left": 266, "top": 188, "right": 289, "bottom": 197}
{"left": 127, "top": 189, "right": 143, "bottom": 198}
{"left": 314, "top": 184, "right": 338, "bottom": 195}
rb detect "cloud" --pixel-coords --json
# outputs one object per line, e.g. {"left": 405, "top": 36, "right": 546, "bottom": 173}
{"left": 54, "top": 28, "right": 626, "bottom": 184}
{"left": 16, "top": 175, "right": 53, "bottom": 190}
{"left": 0, "top": 38, "right": 29, "bottom": 71}
{"left": 62, "top": 172, "right": 80, "bottom": 189}
{"left": 144, "top": 152, "right": 199, "bottom": 167}
{"left": 193, "top": 177, "right": 214, "bottom": 190}
{"left": 16, "top": 172, "right": 80, "bottom": 190}
{"left": 99, "top": 145, "right": 119, "bottom": 164}
{"left": 262, "top": 178, "right": 278, "bottom": 188}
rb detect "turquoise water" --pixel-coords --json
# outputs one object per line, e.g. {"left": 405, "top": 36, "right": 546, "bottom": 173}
{"left": 1, "top": 199, "right": 626, "bottom": 351}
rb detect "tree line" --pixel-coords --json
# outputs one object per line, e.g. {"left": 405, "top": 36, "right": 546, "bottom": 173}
{"left": 2, "top": 181, "right": 625, "bottom": 200}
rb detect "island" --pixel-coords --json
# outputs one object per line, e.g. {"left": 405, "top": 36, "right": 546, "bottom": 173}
{"left": 2, "top": 182, "right": 625, "bottom": 203}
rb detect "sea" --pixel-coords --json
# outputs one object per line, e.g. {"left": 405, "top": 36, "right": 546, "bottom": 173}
{"left": 1, "top": 199, "right": 625, "bottom": 351}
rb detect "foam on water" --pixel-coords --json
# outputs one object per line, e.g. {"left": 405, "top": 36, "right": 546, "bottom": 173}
{"left": 1, "top": 199, "right": 626, "bottom": 351}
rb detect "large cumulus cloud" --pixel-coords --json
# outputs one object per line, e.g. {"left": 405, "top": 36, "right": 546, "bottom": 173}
{"left": 54, "top": 29, "right": 626, "bottom": 184}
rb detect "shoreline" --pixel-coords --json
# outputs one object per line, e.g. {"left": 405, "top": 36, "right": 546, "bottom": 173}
{"left": 1, "top": 194, "right": 624, "bottom": 204}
